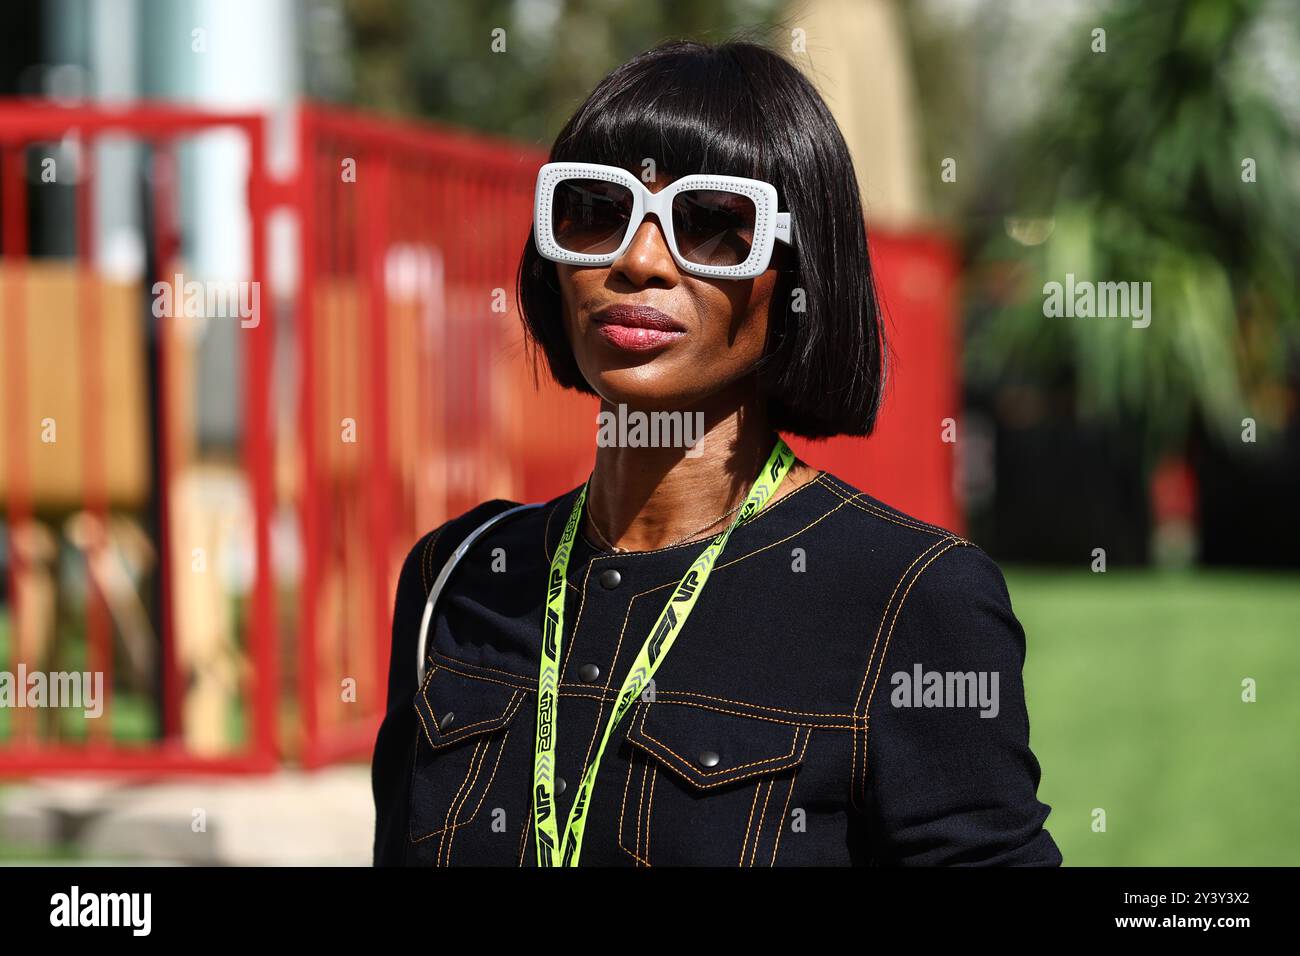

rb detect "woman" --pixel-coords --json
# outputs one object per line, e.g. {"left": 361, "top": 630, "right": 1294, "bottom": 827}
{"left": 373, "top": 38, "right": 1061, "bottom": 866}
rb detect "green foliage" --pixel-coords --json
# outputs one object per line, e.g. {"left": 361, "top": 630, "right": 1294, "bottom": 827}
{"left": 967, "top": 0, "right": 1300, "bottom": 453}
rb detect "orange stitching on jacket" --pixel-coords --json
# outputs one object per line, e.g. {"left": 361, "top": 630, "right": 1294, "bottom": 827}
{"left": 441, "top": 738, "right": 485, "bottom": 855}
{"left": 711, "top": 495, "right": 848, "bottom": 574}
{"left": 865, "top": 539, "right": 967, "bottom": 718}
{"left": 412, "top": 663, "right": 440, "bottom": 750}
{"left": 551, "top": 494, "right": 854, "bottom": 738}
{"left": 618, "top": 734, "right": 638, "bottom": 863}
{"left": 739, "top": 781, "right": 762, "bottom": 866}
{"left": 439, "top": 737, "right": 487, "bottom": 863}
{"left": 420, "top": 524, "right": 448, "bottom": 594}
{"left": 633, "top": 701, "right": 802, "bottom": 782}
{"left": 616, "top": 746, "right": 653, "bottom": 868}
{"left": 632, "top": 689, "right": 855, "bottom": 721}
{"left": 424, "top": 655, "right": 532, "bottom": 693}
{"left": 427, "top": 650, "right": 548, "bottom": 688}
{"left": 411, "top": 691, "right": 523, "bottom": 846}
{"left": 749, "top": 779, "right": 776, "bottom": 867}
{"left": 769, "top": 730, "right": 810, "bottom": 866}
{"left": 427, "top": 652, "right": 858, "bottom": 729}
{"left": 636, "top": 747, "right": 650, "bottom": 865}
{"left": 428, "top": 490, "right": 854, "bottom": 756}
{"left": 817, "top": 473, "right": 944, "bottom": 535}
{"left": 849, "top": 536, "right": 959, "bottom": 807}
{"left": 550, "top": 483, "right": 839, "bottom": 793}
{"left": 645, "top": 762, "right": 658, "bottom": 865}
{"left": 817, "top": 473, "right": 962, "bottom": 539}
{"left": 408, "top": 684, "right": 524, "bottom": 845}
{"left": 558, "top": 552, "right": 603, "bottom": 689}
{"left": 430, "top": 649, "right": 858, "bottom": 723}
{"left": 420, "top": 738, "right": 482, "bottom": 856}
{"left": 437, "top": 725, "right": 514, "bottom": 858}
{"left": 853, "top": 536, "right": 954, "bottom": 711}
{"left": 419, "top": 679, "right": 522, "bottom": 746}
{"left": 569, "top": 564, "right": 663, "bottom": 793}
{"left": 857, "top": 539, "right": 966, "bottom": 807}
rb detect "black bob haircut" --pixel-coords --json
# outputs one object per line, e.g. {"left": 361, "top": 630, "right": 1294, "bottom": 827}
{"left": 516, "top": 38, "right": 886, "bottom": 439}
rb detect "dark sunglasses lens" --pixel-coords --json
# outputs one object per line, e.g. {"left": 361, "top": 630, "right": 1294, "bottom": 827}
{"left": 551, "top": 179, "right": 633, "bottom": 255}
{"left": 671, "top": 190, "right": 756, "bottom": 268}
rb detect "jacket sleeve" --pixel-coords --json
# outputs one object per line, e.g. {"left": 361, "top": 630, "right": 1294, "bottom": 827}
{"left": 371, "top": 524, "right": 446, "bottom": 866}
{"left": 860, "top": 542, "right": 1062, "bottom": 866}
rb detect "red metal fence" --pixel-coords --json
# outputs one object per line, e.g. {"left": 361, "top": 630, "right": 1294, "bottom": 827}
{"left": 0, "top": 103, "right": 277, "bottom": 772}
{"left": 292, "top": 106, "right": 594, "bottom": 767}
{"left": 0, "top": 100, "right": 958, "bottom": 775}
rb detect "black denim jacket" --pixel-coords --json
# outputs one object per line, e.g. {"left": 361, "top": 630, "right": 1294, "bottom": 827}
{"left": 372, "top": 471, "right": 1062, "bottom": 866}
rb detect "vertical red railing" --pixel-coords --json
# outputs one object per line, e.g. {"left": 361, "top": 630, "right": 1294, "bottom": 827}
{"left": 0, "top": 103, "right": 278, "bottom": 774}
{"left": 2, "top": 143, "right": 32, "bottom": 742}
{"left": 293, "top": 105, "right": 552, "bottom": 766}
{"left": 245, "top": 114, "right": 279, "bottom": 766}
{"left": 296, "top": 114, "right": 320, "bottom": 765}
{"left": 149, "top": 142, "right": 182, "bottom": 742}
{"left": 73, "top": 136, "right": 111, "bottom": 743}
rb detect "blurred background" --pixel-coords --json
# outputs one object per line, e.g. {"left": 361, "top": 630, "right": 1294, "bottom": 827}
{"left": 0, "top": 0, "right": 1296, "bottom": 865}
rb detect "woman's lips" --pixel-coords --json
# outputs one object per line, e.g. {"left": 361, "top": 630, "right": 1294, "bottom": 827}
{"left": 592, "top": 305, "right": 686, "bottom": 352}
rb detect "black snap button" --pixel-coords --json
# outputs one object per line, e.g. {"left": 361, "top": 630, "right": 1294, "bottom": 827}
{"left": 599, "top": 569, "right": 622, "bottom": 589}
{"left": 578, "top": 663, "right": 601, "bottom": 683}
{"left": 556, "top": 776, "right": 567, "bottom": 795}
{"left": 698, "top": 751, "right": 720, "bottom": 768}
{"left": 439, "top": 712, "right": 455, "bottom": 730}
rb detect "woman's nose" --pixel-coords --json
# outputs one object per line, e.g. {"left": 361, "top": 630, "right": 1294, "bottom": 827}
{"left": 610, "top": 216, "right": 680, "bottom": 288}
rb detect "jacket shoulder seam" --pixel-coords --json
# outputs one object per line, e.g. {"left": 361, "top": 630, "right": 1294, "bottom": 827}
{"left": 849, "top": 534, "right": 969, "bottom": 810}
{"left": 817, "top": 472, "right": 966, "bottom": 542}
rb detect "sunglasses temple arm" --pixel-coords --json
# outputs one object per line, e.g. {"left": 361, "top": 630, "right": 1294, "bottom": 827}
{"left": 775, "top": 212, "right": 793, "bottom": 246}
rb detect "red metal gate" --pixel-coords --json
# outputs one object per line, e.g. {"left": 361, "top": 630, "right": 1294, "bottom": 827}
{"left": 290, "top": 106, "right": 594, "bottom": 766}
{"left": 0, "top": 103, "right": 277, "bottom": 773}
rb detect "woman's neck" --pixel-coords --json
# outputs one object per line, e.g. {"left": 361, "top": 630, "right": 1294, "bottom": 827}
{"left": 583, "top": 393, "right": 815, "bottom": 553}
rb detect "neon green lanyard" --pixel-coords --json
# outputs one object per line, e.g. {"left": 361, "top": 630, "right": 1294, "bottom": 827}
{"left": 532, "top": 438, "right": 794, "bottom": 866}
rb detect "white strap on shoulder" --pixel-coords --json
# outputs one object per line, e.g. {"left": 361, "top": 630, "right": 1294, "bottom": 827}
{"left": 415, "top": 503, "right": 545, "bottom": 685}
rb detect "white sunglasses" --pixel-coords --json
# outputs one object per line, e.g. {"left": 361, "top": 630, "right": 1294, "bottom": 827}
{"left": 533, "top": 162, "right": 794, "bottom": 280}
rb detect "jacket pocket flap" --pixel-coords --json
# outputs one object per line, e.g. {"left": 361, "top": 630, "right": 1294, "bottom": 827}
{"left": 413, "top": 664, "right": 525, "bottom": 751}
{"left": 625, "top": 700, "right": 808, "bottom": 790}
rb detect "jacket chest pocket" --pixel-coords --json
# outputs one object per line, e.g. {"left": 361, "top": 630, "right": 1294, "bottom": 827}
{"left": 408, "top": 663, "right": 527, "bottom": 865}
{"left": 617, "top": 699, "right": 811, "bottom": 867}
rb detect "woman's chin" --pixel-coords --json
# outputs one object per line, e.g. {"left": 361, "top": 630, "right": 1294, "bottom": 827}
{"left": 586, "top": 375, "right": 705, "bottom": 414}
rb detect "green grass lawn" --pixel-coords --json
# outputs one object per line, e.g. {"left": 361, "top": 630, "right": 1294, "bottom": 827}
{"left": 1007, "top": 568, "right": 1300, "bottom": 866}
